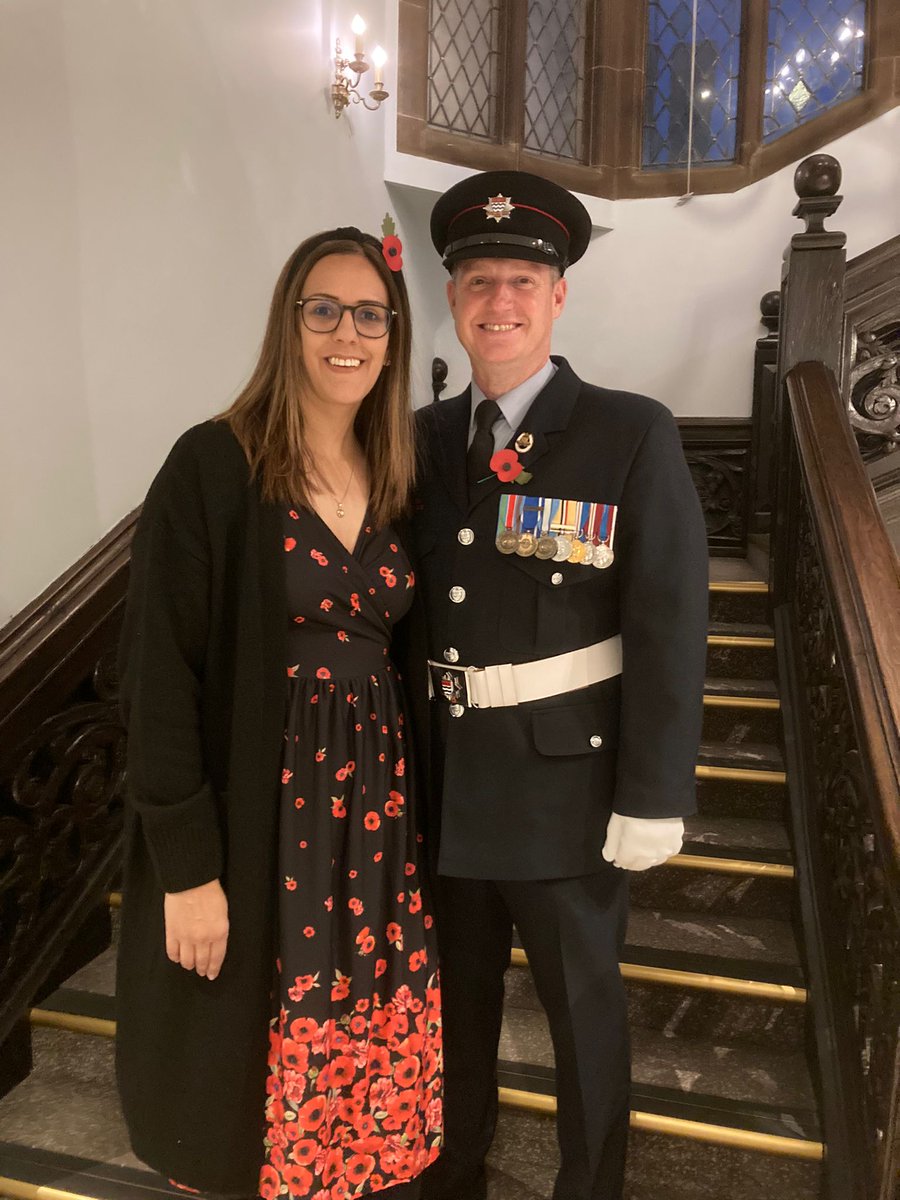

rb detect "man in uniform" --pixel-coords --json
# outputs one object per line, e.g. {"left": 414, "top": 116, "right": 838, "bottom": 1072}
{"left": 411, "top": 171, "right": 709, "bottom": 1200}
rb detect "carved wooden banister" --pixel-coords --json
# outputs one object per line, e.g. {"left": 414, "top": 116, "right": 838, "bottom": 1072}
{"left": 772, "top": 153, "right": 900, "bottom": 1200}
{"left": 777, "top": 358, "right": 900, "bottom": 1200}
{"left": 787, "top": 360, "right": 900, "bottom": 870}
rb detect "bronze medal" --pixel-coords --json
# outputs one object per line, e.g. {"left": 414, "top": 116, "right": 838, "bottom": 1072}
{"left": 496, "top": 530, "right": 519, "bottom": 554}
{"left": 535, "top": 535, "right": 557, "bottom": 560}
{"left": 516, "top": 532, "right": 537, "bottom": 557}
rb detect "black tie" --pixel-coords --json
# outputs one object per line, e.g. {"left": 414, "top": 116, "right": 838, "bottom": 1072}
{"left": 467, "top": 398, "right": 502, "bottom": 492}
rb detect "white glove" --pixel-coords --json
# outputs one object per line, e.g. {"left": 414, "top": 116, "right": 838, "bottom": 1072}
{"left": 601, "top": 813, "right": 684, "bottom": 872}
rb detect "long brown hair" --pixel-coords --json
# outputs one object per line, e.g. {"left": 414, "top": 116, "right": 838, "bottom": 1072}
{"left": 220, "top": 228, "right": 415, "bottom": 526}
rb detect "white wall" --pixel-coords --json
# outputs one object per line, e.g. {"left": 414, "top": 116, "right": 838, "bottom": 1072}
{"left": 1, "top": 0, "right": 897, "bottom": 621}
{"left": 1, "top": 0, "right": 397, "bottom": 622}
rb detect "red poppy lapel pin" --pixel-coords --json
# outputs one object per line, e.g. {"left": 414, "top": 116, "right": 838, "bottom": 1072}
{"left": 490, "top": 448, "right": 532, "bottom": 486}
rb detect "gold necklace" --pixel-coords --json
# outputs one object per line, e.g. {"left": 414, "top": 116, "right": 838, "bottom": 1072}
{"left": 316, "top": 460, "right": 356, "bottom": 518}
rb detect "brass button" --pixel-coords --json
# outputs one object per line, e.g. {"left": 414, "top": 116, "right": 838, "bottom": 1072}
{"left": 449, "top": 586, "right": 466, "bottom": 603}
{"left": 444, "top": 647, "right": 460, "bottom": 663}
{"left": 458, "top": 528, "right": 475, "bottom": 545}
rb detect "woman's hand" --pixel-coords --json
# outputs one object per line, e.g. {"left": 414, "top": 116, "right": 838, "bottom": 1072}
{"left": 164, "top": 879, "right": 229, "bottom": 979}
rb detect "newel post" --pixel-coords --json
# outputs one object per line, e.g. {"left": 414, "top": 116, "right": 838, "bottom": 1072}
{"left": 771, "top": 153, "right": 847, "bottom": 605}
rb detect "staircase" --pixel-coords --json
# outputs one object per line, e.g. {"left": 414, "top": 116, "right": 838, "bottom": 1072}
{"left": 0, "top": 560, "right": 826, "bottom": 1200}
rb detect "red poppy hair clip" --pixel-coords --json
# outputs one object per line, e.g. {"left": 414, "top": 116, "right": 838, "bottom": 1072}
{"left": 381, "top": 213, "right": 403, "bottom": 272}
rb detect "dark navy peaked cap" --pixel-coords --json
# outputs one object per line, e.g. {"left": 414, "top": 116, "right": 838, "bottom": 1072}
{"left": 430, "top": 170, "right": 592, "bottom": 274}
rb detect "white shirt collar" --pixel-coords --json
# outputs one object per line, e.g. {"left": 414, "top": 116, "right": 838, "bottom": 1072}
{"left": 469, "top": 359, "right": 557, "bottom": 444}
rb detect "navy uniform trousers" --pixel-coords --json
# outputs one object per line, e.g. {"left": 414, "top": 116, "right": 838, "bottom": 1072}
{"left": 419, "top": 708, "right": 631, "bottom": 1200}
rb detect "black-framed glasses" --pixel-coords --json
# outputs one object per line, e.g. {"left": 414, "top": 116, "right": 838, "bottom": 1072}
{"left": 296, "top": 296, "right": 396, "bottom": 339}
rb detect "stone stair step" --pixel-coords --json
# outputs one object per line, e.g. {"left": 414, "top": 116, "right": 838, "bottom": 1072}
{"left": 0, "top": 1145, "right": 184, "bottom": 1200}
{"left": 498, "top": 1008, "right": 816, "bottom": 1111}
{"left": 0, "top": 1141, "right": 183, "bottom": 1200}
{"left": 698, "top": 741, "right": 783, "bottom": 775}
{"left": 695, "top": 774, "right": 786, "bottom": 823}
{"left": 694, "top": 739, "right": 787, "bottom": 823}
{"left": 684, "top": 815, "right": 789, "bottom": 857}
{"left": 707, "top": 571, "right": 769, "bottom": 627}
{"left": 641, "top": 814, "right": 792, "bottom": 921}
{"left": 623, "top": 971, "right": 806, "bottom": 1052}
{"left": 0, "top": 1031, "right": 141, "bottom": 1184}
{"left": 704, "top": 678, "right": 778, "bottom": 702}
{"left": 627, "top": 908, "right": 799, "bottom": 969}
{"left": 706, "top": 629, "right": 776, "bottom": 680}
{"left": 492, "top": 1065, "right": 822, "bottom": 1199}
{"left": 702, "top": 680, "right": 781, "bottom": 744}
{"left": 708, "top": 621, "right": 773, "bottom": 640}
{"left": 489, "top": 1108, "right": 821, "bottom": 1200}
{"left": 630, "top": 821, "right": 795, "bottom": 922}
{"left": 506, "top": 897, "right": 807, "bottom": 1055}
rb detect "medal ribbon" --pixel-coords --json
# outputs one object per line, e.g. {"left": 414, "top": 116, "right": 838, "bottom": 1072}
{"left": 587, "top": 502, "right": 601, "bottom": 545}
{"left": 578, "top": 501, "right": 594, "bottom": 544}
{"left": 595, "top": 503, "right": 618, "bottom": 549}
{"left": 521, "top": 495, "right": 541, "bottom": 537}
{"left": 560, "top": 499, "right": 578, "bottom": 536}
{"left": 606, "top": 504, "right": 618, "bottom": 549}
{"left": 496, "top": 493, "right": 520, "bottom": 539}
{"left": 546, "top": 497, "right": 562, "bottom": 536}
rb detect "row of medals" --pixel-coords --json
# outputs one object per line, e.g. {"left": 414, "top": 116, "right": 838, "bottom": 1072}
{"left": 496, "top": 528, "right": 615, "bottom": 569}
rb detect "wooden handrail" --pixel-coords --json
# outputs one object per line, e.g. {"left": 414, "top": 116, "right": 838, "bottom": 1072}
{"left": 786, "top": 359, "right": 900, "bottom": 891}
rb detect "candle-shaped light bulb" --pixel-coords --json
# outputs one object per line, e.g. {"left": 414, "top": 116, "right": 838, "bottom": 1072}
{"left": 371, "top": 44, "right": 387, "bottom": 87}
{"left": 351, "top": 13, "right": 366, "bottom": 56}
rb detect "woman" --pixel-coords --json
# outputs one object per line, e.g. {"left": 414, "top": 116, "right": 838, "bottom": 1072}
{"left": 116, "top": 226, "right": 442, "bottom": 1200}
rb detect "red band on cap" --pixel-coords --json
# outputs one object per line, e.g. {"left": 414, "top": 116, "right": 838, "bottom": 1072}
{"left": 449, "top": 203, "right": 570, "bottom": 238}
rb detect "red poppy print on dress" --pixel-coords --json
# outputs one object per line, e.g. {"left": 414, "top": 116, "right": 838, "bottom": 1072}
{"left": 268, "top": 504, "right": 441, "bottom": 1196}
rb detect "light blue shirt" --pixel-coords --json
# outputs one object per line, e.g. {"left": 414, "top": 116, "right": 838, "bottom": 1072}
{"left": 468, "top": 360, "right": 557, "bottom": 452}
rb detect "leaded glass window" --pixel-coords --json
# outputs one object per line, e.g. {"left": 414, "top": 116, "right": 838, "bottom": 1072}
{"left": 428, "top": 0, "right": 502, "bottom": 140}
{"left": 523, "top": 0, "right": 587, "bottom": 160}
{"left": 643, "top": 0, "right": 742, "bottom": 168}
{"left": 764, "top": 0, "right": 866, "bottom": 141}
{"left": 405, "top": 0, "right": 889, "bottom": 198}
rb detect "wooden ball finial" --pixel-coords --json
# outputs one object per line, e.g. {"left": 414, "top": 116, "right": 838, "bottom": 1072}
{"left": 794, "top": 154, "right": 842, "bottom": 199}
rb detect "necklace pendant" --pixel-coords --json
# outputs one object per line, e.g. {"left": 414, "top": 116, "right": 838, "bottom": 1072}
{"left": 336, "top": 503, "right": 345, "bottom": 518}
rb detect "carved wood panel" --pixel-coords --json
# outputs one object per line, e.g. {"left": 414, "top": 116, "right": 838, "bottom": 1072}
{"left": 0, "top": 653, "right": 126, "bottom": 1010}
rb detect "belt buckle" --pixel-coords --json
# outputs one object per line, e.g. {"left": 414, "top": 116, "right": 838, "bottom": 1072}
{"left": 428, "top": 662, "right": 484, "bottom": 708}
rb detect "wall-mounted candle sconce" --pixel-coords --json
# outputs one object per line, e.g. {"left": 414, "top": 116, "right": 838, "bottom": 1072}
{"left": 332, "top": 14, "right": 389, "bottom": 118}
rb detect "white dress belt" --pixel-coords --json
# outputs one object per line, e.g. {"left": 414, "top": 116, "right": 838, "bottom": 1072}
{"left": 428, "top": 635, "right": 622, "bottom": 710}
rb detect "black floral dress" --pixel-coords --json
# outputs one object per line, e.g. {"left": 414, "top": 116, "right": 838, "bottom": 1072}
{"left": 258, "top": 507, "right": 443, "bottom": 1200}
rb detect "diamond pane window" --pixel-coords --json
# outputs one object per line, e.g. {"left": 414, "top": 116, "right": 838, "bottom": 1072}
{"left": 764, "top": 0, "right": 866, "bottom": 141}
{"left": 428, "top": 0, "right": 502, "bottom": 140}
{"left": 523, "top": 0, "right": 587, "bottom": 160}
{"left": 643, "top": 0, "right": 743, "bottom": 168}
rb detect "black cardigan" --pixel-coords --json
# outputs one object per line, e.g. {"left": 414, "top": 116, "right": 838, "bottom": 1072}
{"left": 116, "top": 420, "right": 289, "bottom": 1193}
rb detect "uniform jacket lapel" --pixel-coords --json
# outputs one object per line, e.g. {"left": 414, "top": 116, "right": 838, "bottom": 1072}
{"left": 428, "top": 358, "right": 584, "bottom": 517}
{"left": 469, "top": 356, "right": 583, "bottom": 512}
{"left": 427, "top": 386, "right": 471, "bottom": 515}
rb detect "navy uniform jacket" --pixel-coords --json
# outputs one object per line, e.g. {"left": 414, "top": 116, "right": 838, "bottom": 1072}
{"left": 407, "top": 357, "right": 709, "bottom": 881}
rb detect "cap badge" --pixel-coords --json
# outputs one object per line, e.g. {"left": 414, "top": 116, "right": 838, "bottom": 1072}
{"left": 483, "top": 194, "right": 515, "bottom": 223}
{"left": 514, "top": 431, "right": 534, "bottom": 455}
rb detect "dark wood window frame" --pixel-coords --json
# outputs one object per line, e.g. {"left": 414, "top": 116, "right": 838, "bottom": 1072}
{"left": 397, "top": 0, "right": 899, "bottom": 198}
